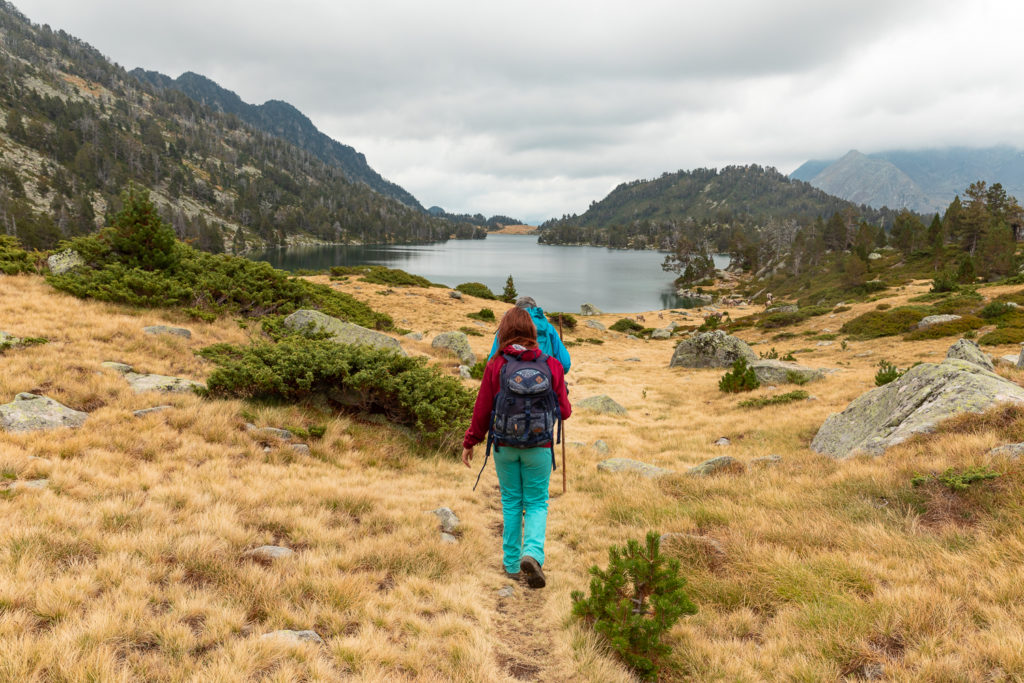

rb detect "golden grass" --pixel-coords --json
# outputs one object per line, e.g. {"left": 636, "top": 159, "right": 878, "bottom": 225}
{"left": 2, "top": 271, "right": 1024, "bottom": 679}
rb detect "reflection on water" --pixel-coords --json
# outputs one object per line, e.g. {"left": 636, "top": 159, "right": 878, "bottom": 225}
{"left": 248, "top": 235, "right": 729, "bottom": 313}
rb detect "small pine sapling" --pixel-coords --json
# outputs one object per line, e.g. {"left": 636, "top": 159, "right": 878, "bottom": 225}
{"left": 571, "top": 532, "right": 697, "bottom": 680}
{"left": 718, "top": 357, "right": 760, "bottom": 393}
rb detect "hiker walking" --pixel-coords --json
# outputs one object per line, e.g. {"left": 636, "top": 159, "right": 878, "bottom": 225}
{"left": 487, "top": 296, "right": 571, "bottom": 374}
{"left": 463, "top": 307, "right": 572, "bottom": 588}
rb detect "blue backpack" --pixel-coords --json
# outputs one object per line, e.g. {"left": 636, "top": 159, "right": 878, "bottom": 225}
{"left": 472, "top": 352, "right": 562, "bottom": 490}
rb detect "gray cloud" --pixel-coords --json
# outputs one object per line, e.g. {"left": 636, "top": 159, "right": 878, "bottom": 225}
{"left": 14, "top": 0, "right": 1024, "bottom": 222}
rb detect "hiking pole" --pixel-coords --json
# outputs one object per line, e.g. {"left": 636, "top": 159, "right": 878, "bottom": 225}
{"left": 558, "top": 315, "right": 567, "bottom": 493}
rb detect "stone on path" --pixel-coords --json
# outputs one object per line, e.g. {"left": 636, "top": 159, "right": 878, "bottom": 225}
{"left": 584, "top": 320, "right": 607, "bottom": 331}
{"left": 579, "top": 303, "right": 603, "bottom": 316}
{"left": 283, "top": 309, "right": 405, "bottom": 355}
{"left": 0, "top": 393, "right": 88, "bottom": 432}
{"left": 750, "top": 360, "right": 824, "bottom": 385}
{"left": 946, "top": 338, "right": 993, "bottom": 371}
{"left": 812, "top": 342, "right": 1024, "bottom": 458}
{"left": 669, "top": 330, "right": 756, "bottom": 369}
{"left": 144, "top": 325, "right": 192, "bottom": 339}
{"left": 497, "top": 585, "right": 516, "bottom": 598}
{"left": 260, "top": 630, "right": 324, "bottom": 645}
{"left": 431, "top": 507, "right": 460, "bottom": 534}
{"left": 242, "top": 545, "right": 295, "bottom": 563}
{"left": 597, "top": 458, "right": 671, "bottom": 478}
{"left": 431, "top": 331, "right": 476, "bottom": 365}
{"left": 688, "top": 455, "right": 744, "bottom": 476}
{"left": 578, "top": 395, "right": 627, "bottom": 415}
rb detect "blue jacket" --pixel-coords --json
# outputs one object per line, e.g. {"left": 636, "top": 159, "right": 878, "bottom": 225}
{"left": 488, "top": 307, "right": 572, "bottom": 373}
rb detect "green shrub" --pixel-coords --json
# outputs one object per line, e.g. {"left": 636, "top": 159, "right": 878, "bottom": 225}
{"left": 757, "top": 306, "right": 830, "bottom": 330}
{"left": 903, "top": 315, "right": 984, "bottom": 341}
{"left": 841, "top": 307, "right": 928, "bottom": 339}
{"left": 469, "top": 360, "right": 486, "bottom": 380}
{"left": 466, "top": 308, "right": 495, "bottom": 322}
{"left": 875, "top": 360, "right": 903, "bottom": 386}
{"left": 930, "top": 273, "right": 959, "bottom": 293}
{"left": 571, "top": 532, "right": 697, "bottom": 681}
{"left": 833, "top": 305, "right": 852, "bottom": 313}
{"left": 738, "top": 390, "right": 809, "bottom": 409}
{"left": 47, "top": 236, "right": 392, "bottom": 328}
{"left": 718, "top": 357, "right": 760, "bottom": 393}
{"left": 978, "top": 327, "right": 1024, "bottom": 346}
{"left": 876, "top": 303, "right": 891, "bottom": 310}
{"left": 458, "top": 326, "right": 483, "bottom": 337}
{"left": 759, "top": 347, "right": 780, "bottom": 360}
{"left": 546, "top": 312, "right": 577, "bottom": 331}
{"left": 455, "top": 282, "right": 497, "bottom": 299}
{"left": 911, "top": 466, "right": 1000, "bottom": 491}
{"left": 980, "top": 301, "right": 1017, "bottom": 320}
{"left": 785, "top": 370, "right": 810, "bottom": 386}
{"left": 781, "top": 351, "right": 796, "bottom": 361}
{"left": 697, "top": 314, "right": 721, "bottom": 332}
{"left": 610, "top": 318, "right": 645, "bottom": 334}
{"left": 329, "top": 265, "right": 436, "bottom": 288}
{"left": 198, "top": 337, "right": 474, "bottom": 452}
{"left": 0, "top": 236, "right": 34, "bottom": 275}
{"left": 500, "top": 274, "right": 518, "bottom": 303}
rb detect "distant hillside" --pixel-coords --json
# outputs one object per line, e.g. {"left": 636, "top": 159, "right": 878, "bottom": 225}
{"left": 791, "top": 146, "right": 1024, "bottom": 213}
{"left": 0, "top": 1, "right": 467, "bottom": 252}
{"left": 539, "top": 165, "right": 895, "bottom": 251}
{"left": 427, "top": 207, "right": 524, "bottom": 231}
{"left": 133, "top": 70, "right": 423, "bottom": 210}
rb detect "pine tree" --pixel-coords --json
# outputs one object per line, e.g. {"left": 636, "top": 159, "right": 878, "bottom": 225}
{"left": 109, "top": 183, "right": 179, "bottom": 271}
{"left": 501, "top": 274, "right": 518, "bottom": 303}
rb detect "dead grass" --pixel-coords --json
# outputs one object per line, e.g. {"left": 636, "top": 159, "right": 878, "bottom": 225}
{"left": 2, "top": 272, "right": 1024, "bottom": 679}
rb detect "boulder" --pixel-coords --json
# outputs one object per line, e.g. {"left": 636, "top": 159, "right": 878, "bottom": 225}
{"left": 10, "top": 478, "right": 48, "bottom": 491}
{"left": 102, "top": 361, "right": 133, "bottom": 374}
{"left": 0, "top": 331, "right": 22, "bottom": 349}
{"left": 46, "top": 249, "right": 83, "bottom": 275}
{"left": 0, "top": 393, "right": 88, "bottom": 432}
{"left": 986, "top": 443, "right": 1024, "bottom": 459}
{"left": 593, "top": 439, "right": 610, "bottom": 454}
{"left": 448, "top": 290, "right": 463, "bottom": 300}
{"left": 458, "top": 365, "right": 472, "bottom": 379}
{"left": 431, "top": 331, "right": 476, "bottom": 365}
{"left": 750, "top": 360, "right": 824, "bottom": 385}
{"left": 917, "top": 314, "right": 961, "bottom": 329}
{"left": 584, "top": 320, "right": 607, "bottom": 331}
{"left": 291, "top": 444, "right": 311, "bottom": 456}
{"left": 245, "top": 424, "right": 294, "bottom": 441}
{"left": 440, "top": 532, "right": 458, "bottom": 544}
{"left": 669, "top": 330, "right": 756, "bottom": 369}
{"left": 580, "top": 303, "right": 603, "bottom": 316}
{"left": 403, "top": 332, "right": 424, "bottom": 341}
{"left": 578, "top": 395, "right": 627, "bottom": 415}
{"left": 242, "top": 545, "right": 295, "bottom": 563}
{"left": 597, "top": 458, "right": 671, "bottom": 478}
{"left": 946, "top": 338, "right": 993, "bottom": 371}
{"left": 688, "top": 455, "right": 744, "bottom": 476}
{"left": 651, "top": 328, "right": 672, "bottom": 340}
{"left": 765, "top": 304, "right": 798, "bottom": 314}
{"left": 283, "top": 309, "right": 405, "bottom": 355}
{"left": 260, "top": 630, "right": 324, "bottom": 645}
{"left": 144, "top": 325, "right": 192, "bottom": 339}
{"left": 811, "top": 353, "right": 1024, "bottom": 458}
{"left": 713, "top": 437, "right": 731, "bottom": 447}
{"left": 124, "top": 372, "right": 204, "bottom": 394}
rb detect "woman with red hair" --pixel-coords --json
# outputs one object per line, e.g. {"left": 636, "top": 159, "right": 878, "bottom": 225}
{"left": 462, "top": 307, "right": 571, "bottom": 589}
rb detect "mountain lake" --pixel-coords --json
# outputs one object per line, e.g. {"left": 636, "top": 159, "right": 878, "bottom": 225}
{"left": 248, "top": 233, "right": 730, "bottom": 313}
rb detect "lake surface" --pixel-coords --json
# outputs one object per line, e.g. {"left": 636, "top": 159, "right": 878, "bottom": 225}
{"left": 249, "top": 234, "right": 729, "bottom": 313}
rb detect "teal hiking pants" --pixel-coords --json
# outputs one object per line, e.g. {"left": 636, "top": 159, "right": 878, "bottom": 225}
{"left": 493, "top": 445, "right": 552, "bottom": 574}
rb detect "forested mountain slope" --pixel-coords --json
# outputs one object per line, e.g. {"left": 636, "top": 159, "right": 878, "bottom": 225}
{"left": 0, "top": 1, "right": 474, "bottom": 251}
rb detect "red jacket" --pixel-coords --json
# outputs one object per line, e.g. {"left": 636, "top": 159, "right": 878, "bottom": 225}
{"left": 463, "top": 345, "right": 572, "bottom": 449}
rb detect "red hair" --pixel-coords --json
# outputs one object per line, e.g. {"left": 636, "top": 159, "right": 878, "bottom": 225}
{"left": 497, "top": 307, "right": 537, "bottom": 349}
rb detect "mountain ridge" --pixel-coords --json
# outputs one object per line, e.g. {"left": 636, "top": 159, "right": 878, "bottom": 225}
{"left": 131, "top": 69, "right": 424, "bottom": 210}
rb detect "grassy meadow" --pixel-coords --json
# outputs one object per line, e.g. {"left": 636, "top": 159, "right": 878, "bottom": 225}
{"left": 1, "top": 271, "right": 1024, "bottom": 681}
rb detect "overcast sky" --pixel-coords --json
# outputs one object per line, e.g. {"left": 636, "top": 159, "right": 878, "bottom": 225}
{"left": 13, "top": 0, "right": 1024, "bottom": 223}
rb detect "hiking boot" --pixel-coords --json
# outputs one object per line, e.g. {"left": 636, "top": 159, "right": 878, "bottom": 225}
{"left": 519, "top": 556, "right": 546, "bottom": 589}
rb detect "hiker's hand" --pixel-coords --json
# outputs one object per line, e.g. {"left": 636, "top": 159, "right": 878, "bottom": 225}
{"left": 461, "top": 447, "right": 473, "bottom": 468}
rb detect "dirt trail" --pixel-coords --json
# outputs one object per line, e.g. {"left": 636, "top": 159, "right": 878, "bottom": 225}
{"left": 483, "top": 484, "right": 562, "bottom": 682}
